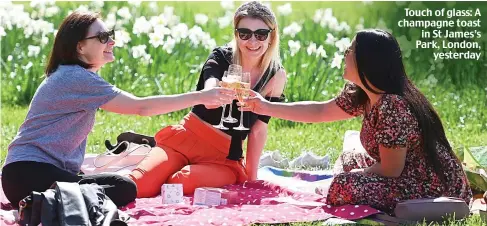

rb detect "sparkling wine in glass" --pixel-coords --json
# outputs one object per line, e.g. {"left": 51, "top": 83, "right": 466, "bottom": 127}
{"left": 213, "top": 71, "right": 230, "bottom": 130}
{"left": 222, "top": 64, "right": 242, "bottom": 123}
{"left": 222, "top": 77, "right": 239, "bottom": 123}
{"left": 233, "top": 72, "right": 250, "bottom": 131}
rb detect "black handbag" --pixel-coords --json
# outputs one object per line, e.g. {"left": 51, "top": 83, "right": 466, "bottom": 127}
{"left": 16, "top": 182, "right": 129, "bottom": 226}
{"left": 18, "top": 191, "right": 44, "bottom": 226}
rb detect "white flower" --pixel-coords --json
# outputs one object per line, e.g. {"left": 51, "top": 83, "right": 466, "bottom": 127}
{"left": 220, "top": 0, "right": 234, "bottom": 10}
{"left": 337, "top": 21, "right": 351, "bottom": 33}
{"left": 316, "top": 45, "right": 327, "bottom": 58}
{"left": 24, "top": 60, "right": 34, "bottom": 69}
{"left": 150, "top": 15, "right": 168, "bottom": 27}
{"left": 24, "top": 25, "right": 34, "bottom": 38}
{"left": 313, "top": 9, "right": 324, "bottom": 23}
{"left": 14, "top": 12, "right": 32, "bottom": 30}
{"left": 131, "top": 45, "right": 148, "bottom": 59}
{"left": 163, "top": 37, "right": 176, "bottom": 54}
{"left": 163, "top": 6, "right": 174, "bottom": 17}
{"left": 163, "top": 6, "right": 180, "bottom": 26}
{"left": 202, "top": 37, "right": 217, "bottom": 50}
{"left": 218, "top": 16, "right": 231, "bottom": 29}
{"left": 314, "top": 8, "right": 333, "bottom": 25}
{"left": 0, "top": 1, "right": 12, "bottom": 7}
{"left": 171, "top": 23, "right": 189, "bottom": 42}
{"left": 142, "top": 53, "right": 151, "bottom": 64}
{"left": 283, "top": 22, "right": 302, "bottom": 38}
{"left": 30, "top": 0, "right": 55, "bottom": 8}
{"left": 0, "top": 26, "right": 6, "bottom": 37}
{"left": 114, "top": 30, "right": 131, "bottom": 47}
{"left": 217, "top": 11, "right": 233, "bottom": 29}
{"left": 335, "top": 37, "right": 351, "bottom": 52}
{"left": 41, "top": 36, "right": 49, "bottom": 45}
{"left": 149, "top": 2, "right": 159, "bottom": 12}
{"left": 44, "top": 6, "right": 59, "bottom": 18}
{"left": 128, "top": 0, "right": 142, "bottom": 7}
{"left": 314, "top": 8, "right": 347, "bottom": 33}
{"left": 27, "top": 45, "right": 41, "bottom": 57}
{"left": 153, "top": 25, "right": 171, "bottom": 36}
{"left": 149, "top": 32, "right": 165, "bottom": 48}
{"left": 24, "top": 19, "right": 54, "bottom": 38}
{"left": 133, "top": 16, "right": 152, "bottom": 35}
{"left": 117, "top": 7, "right": 132, "bottom": 20}
{"left": 331, "top": 52, "right": 344, "bottom": 69}
{"left": 75, "top": 5, "right": 90, "bottom": 13}
{"left": 326, "top": 17, "right": 340, "bottom": 32}
{"left": 277, "top": 3, "right": 292, "bottom": 16}
{"left": 325, "top": 33, "right": 336, "bottom": 46}
{"left": 90, "top": 0, "right": 104, "bottom": 9}
{"left": 194, "top": 14, "right": 209, "bottom": 26}
{"left": 105, "top": 13, "right": 117, "bottom": 30}
{"left": 188, "top": 25, "right": 204, "bottom": 46}
{"left": 38, "top": 20, "right": 54, "bottom": 35}
{"left": 307, "top": 42, "right": 317, "bottom": 55}
{"left": 355, "top": 23, "right": 364, "bottom": 31}
{"left": 288, "top": 40, "right": 301, "bottom": 56}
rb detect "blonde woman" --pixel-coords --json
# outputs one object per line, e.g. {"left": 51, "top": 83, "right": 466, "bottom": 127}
{"left": 129, "top": 1, "right": 287, "bottom": 197}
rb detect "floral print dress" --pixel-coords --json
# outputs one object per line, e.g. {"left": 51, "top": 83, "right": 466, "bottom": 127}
{"left": 325, "top": 83, "right": 472, "bottom": 213}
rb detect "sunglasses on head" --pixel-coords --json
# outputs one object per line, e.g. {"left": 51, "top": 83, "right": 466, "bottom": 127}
{"left": 82, "top": 29, "right": 115, "bottom": 44}
{"left": 235, "top": 28, "right": 273, "bottom": 41}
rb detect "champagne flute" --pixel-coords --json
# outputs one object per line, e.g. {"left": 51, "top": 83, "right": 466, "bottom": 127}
{"left": 227, "top": 64, "right": 242, "bottom": 77}
{"left": 213, "top": 71, "right": 230, "bottom": 130}
{"left": 223, "top": 64, "right": 242, "bottom": 123}
{"left": 223, "top": 100, "right": 238, "bottom": 123}
{"left": 233, "top": 72, "right": 251, "bottom": 131}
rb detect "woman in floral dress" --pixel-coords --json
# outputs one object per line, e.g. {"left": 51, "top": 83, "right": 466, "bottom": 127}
{"left": 240, "top": 29, "right": 472, "bottom": 213}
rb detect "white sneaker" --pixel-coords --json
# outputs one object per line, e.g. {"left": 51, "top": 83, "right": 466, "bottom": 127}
{"left": 259, "top": 150, "right": 289, "bottom": 168}
{"left": 290, "top": 152, "right": 330, "bottom": 169}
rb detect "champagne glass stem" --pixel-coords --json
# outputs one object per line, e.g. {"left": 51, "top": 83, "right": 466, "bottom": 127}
{"left": 227, "top": 102, "right": 233, "bottom": 117}
{"left": 213, "top": 104, "right": 229, "bottom": 130}
{"left": 223, "top": 101, "right": 238, "bottom": 123}
{"left": 239, "top": 108, "right": 244, "bottom": 127}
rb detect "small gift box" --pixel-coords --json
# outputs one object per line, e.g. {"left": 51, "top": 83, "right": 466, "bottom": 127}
{"left": 193, "top": 187, "right": 238, "bottom": 206}
{"left": 161, "top": 184, "right": 183, "bottom": 204}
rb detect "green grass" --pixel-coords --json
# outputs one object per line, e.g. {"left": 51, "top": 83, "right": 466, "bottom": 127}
{"left": 2, "top": 83, "right": 486, "bottom": 166}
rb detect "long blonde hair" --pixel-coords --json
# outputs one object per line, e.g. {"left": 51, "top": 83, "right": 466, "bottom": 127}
{"left": 231, "top": 1, "right": 281, "bottom": 90}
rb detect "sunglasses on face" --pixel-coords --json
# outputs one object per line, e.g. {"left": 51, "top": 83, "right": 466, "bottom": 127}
{"left": 82, "top": 29, "right": 115, "bottom": 44}
{"left": 235, "top": 28, "right": 273, "bottom": 41}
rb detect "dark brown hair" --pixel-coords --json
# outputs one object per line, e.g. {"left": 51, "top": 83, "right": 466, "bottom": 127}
{"left": 349, "top": 29, "right": 459, "bottom": 183}
{"left": 45, "top": 11, "right": 100, "bottom": 76}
